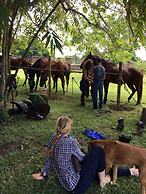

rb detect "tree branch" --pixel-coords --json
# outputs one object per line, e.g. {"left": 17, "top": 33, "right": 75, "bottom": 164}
{"left": 61, "top": 1, "right": 116, "bottom": 46}
{"left": 14, "top": 0, "right": 63, "bottom": 76}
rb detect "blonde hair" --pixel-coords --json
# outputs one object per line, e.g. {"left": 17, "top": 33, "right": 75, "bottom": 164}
{"left": 48, "top": 116, "right": 73, "bottom": 158}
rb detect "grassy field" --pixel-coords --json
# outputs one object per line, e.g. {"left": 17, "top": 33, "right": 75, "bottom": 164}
{"left": 0, "top": 70, "right": 146, "bottom": 194}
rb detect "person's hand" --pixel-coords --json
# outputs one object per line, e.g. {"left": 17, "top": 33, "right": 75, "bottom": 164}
{"left": 32, "top": 173, "right": 44, "bottom": 180}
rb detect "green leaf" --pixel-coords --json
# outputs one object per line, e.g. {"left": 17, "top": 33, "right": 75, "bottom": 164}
{"left": 54, "top": 37, "right": 63, "bottom": 54}
{"left": 83, "top": 6, "right": 87, "bottom": 13}
{"left": 42, "top": 31, "right": 50, "bottom": 41}
{"left": 45, "top": 34, "right": 51, "bottom": 48}
{"left": 52, "top": 31, "right": 62, "bottom": 42}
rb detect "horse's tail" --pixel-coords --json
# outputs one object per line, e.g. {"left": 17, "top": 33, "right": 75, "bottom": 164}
{"left": 65, "top": 64, "right": 71, "bottom": 93}
{"left": 139, "top": 72, "right": 143, "bottom": 103}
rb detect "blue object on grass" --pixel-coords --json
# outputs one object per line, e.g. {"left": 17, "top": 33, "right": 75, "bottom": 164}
{"left": 83, "top": 128, "right": 106, "bottom": 140}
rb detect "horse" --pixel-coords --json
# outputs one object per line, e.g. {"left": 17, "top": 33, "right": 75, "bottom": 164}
{"left": 28, "top": 57, "right": 48, "bottom": 92}
{"left": 10, "top": 58, "right": 31, "bottom": 85}
{"left": 46, "top": 60, "right": 71, "bottom": 94}
{"left": 80, "top": 52, "right": 143, "bottom": 105}
{"left": 0, "top": 56, "right": 31, "bottom": 86}
{"left": 40, "top": 60, "right": 71, "bottom": 94}
{"left": 28, "top": 57, "right": 71, "bottom": 94}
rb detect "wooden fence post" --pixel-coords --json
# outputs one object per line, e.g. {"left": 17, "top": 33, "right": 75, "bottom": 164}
{"left": 116, "top": 62, "right": 123, "bottom": 109}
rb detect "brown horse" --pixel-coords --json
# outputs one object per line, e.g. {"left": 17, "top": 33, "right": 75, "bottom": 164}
{"left": 46, "top": 60, "right": 71, "bottom": 94}
{"left": 81, "top": 52, "right": 143, "bottom": 105}
{"left": 28, "top": 57, "right": 48, "bottom": 92}
{"left": 0, "top": 56, "right": 31, "bottom": 86}
{"left": 28, "top": 57, "right": 71, "bottom": 93}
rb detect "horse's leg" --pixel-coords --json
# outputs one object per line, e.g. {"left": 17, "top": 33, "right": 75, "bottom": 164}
{"left": 55, "top": 78, "right": 58, "bottom": 93}
{"left": 126, "top": 83, "right": 136, "bottom": 103}
{"left": 52, "top": 75, "right": 55, "bottom": 89}
{"left": 104, "top": 81, "right": 109, "bottom": 104}
{"left": 34, "top": 73, "right": 40, "bottom": 91}
{"left": 61, "top": 76, "right": 65, "bottom": 94}
{"left": 22, "top": 69, "right": 27, "bottom": 86}
{"left": 135, "top": 80, "right": 143, "bottom": 105}
{"left": 66, "top": 74, "right": 70, "bottom": 93}
{"left": 138, "top": 83, "right": 143, "bottom": 105}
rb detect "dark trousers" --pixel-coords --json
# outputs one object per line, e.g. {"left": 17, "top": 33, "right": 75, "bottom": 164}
{"left": 72, "top": 145, "right": 105, "bottom": 194}
{"left": 72, "top": 146, "right": 131, "bottom": 194}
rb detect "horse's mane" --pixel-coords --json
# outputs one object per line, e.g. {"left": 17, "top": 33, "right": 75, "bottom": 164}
{"left": 100, "top": 58, "right": 117, "bottom": 69}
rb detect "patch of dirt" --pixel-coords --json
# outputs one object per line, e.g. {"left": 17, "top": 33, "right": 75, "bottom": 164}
{"left": 108, "top": 104, "right": 134, "bottom": 111}
{"left": 38, "top": 90, "right": 65, "bottom": 100}
{"left": 48, "top": 95, "right": 64, "bottom": 100}
{"left": 0, "top": 141, "right": 21, "bottom": 156}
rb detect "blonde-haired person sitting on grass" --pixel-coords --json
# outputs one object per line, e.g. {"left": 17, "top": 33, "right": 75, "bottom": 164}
{"left": 32, "top": 116, "right": 138, "bottom": 194}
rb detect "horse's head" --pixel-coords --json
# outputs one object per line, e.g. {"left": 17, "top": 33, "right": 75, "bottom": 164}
{"left": 80, "top": 51, "right": 101, "bottom": 69}
{"left": 40, "top": 71, "right": 48, "bottom": 87}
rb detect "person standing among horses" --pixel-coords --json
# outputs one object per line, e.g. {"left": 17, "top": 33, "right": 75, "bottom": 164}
{"left": 92, "top": 58, "right": 106, "bottom": 109}
{"left": 80, "top": 59, "right": 94, "bottom": 106}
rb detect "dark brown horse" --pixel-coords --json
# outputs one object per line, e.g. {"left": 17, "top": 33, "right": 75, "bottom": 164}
{"left": 81, "top": 52, "right": 143, "bottom": 105}
{"left": 10, "top": 58, "right": 31, "bottom": 85}
{"left": 28, "top": 57, "right": 48, "bottom": 92}
{"left": 0, "top": 56, "right": 31, "bottom": 86}
{"left": 28, "top": 57, "right": 71, "bottom": 93}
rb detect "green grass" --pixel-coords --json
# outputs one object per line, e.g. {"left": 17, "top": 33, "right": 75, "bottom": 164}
{"left": 0, "top": 70, "right": 146, "bottom": 194}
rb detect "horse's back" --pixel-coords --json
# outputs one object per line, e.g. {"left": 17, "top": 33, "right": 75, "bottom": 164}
{"left": 123, "top": 67, "right": 143, "bottom": 83}
{"left": 51, "top": 60, "right": 66, "bottom": 74}
{"left": 127, "top": 67, "right": 143, "bottom": 77}
{"left": 10, "top": 58, "right": 31, "bottom": 70}
{"left": 32, "top": 57, "right": 49, "bottom": 70}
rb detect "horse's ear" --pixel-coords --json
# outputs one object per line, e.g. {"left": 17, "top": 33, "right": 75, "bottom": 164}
{"left": 89, "top": 51, "right": 92, "bottom": 56}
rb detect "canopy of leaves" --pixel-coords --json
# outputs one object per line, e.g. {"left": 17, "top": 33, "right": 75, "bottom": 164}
{"left": 0, "top": 0, "right": 146, "bottom": 62}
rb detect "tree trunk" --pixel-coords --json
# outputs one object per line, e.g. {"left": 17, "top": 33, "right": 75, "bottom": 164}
{"left": 0, "top": 26, "right": 10, "bottom": 110}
